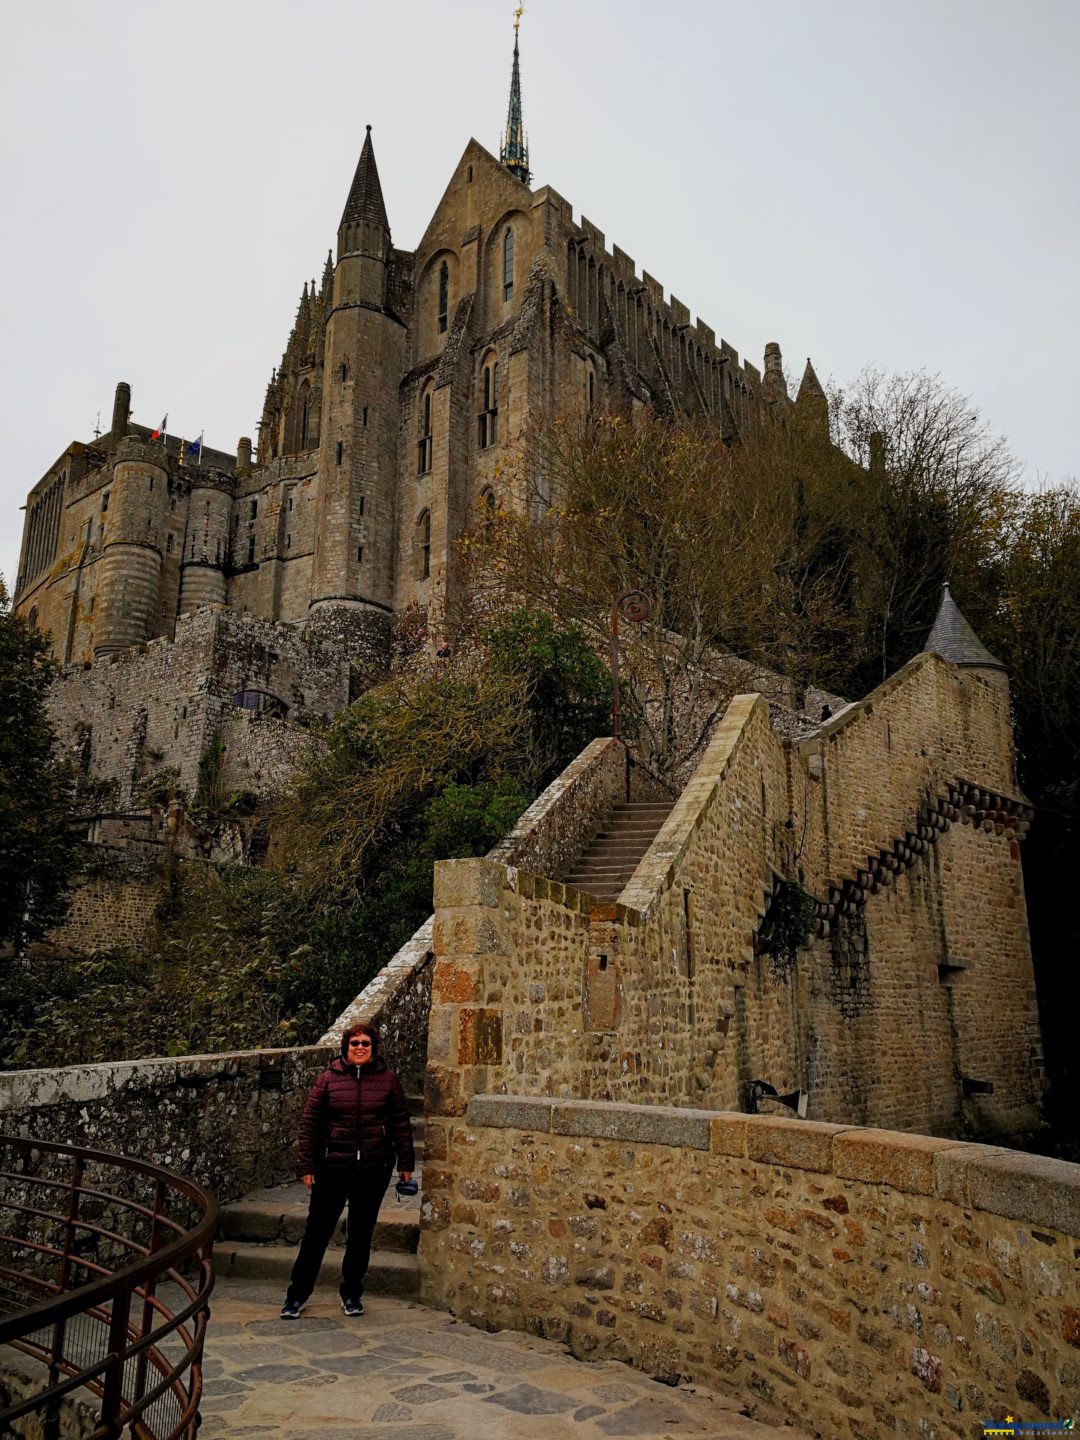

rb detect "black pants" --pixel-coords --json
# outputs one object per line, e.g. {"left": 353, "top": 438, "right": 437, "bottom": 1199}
{"left": 286, "top": 1164, "right": 392, "bottom": 1304}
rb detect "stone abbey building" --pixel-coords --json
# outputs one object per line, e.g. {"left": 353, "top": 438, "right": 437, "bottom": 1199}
{"left": 14, "top": 21, "right": 828, "bottom": 802}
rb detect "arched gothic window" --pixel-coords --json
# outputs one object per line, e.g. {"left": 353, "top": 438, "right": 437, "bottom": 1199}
{"left": 480, "top": 488, "right": 496, "bottom": 531}
{"left": 27, "top": 607, "right": 38, "bottom": 631}
{"left": 438, "top": 262, "right": 449, "bottom": 334}
{"left": 418, "top": 388, "right": 433, "bottom": 474}
{"left": 417, "top": 509, "right": 432, "bottom": 580}
{"left": 503, "top": 228, "right": 514, "bottom": 302}
{"left": 478, "top": 355, "right": 499, "bottom": 448}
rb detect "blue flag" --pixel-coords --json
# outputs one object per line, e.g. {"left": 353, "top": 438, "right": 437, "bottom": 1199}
{"left": 186, "top": 432, "right": 204, "bottom": 464}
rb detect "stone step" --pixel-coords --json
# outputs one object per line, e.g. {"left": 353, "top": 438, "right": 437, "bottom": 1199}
{"left": 215, "top": 1241, "right": 419, "bottom": 1296}
{"left": 611, "top": 802, "right": 673, "bottom": 812}
{"left": 567, "top": 882, "right": 623, "bottom": 900}
{"left": 588, "top": 837, "right": 662, "bottom": 850}
{"left": 219, "top": 1182, "right": 421, "bottom": 1252}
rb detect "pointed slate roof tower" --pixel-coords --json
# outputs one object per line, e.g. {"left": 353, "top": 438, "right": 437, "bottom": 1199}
{"left": 794, "top": 357, "right": 829, "bottom": 441}
{"left": 337, "top": 124, "right": 392, "bottom": 290}
{"left": 923, "top": 583, "right": 1009, "bottom": 690}
{"left": 500, "top": 6, "right": 531, "bottom": 186}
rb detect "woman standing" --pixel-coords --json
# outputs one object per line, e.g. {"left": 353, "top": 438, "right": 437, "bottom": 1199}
{"left": 280, "top": 1022, "right": 415, "bottom": 1318}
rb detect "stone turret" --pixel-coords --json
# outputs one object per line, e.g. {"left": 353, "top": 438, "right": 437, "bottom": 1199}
{"left": 923, "top": 583, "right": 1009, "bottom": 696}
{"left": 93, "top": 436, "right": 169, "bottom": 656}
{"left": 310, "top": 124, "right": 404, "bottom": 647}
{"left": 336, "top": 125, "right": 391, "bottom": 307}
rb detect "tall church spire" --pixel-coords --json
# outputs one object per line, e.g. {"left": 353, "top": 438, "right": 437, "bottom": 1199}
{"left": 500, "top": 6, "right": 531, "bottom": 186}
{"left": 338, "top": 125, "right": 390, "bottom": 259}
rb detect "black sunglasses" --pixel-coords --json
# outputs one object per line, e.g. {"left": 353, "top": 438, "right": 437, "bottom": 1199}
{"left": 347, "top": 1038, "right": 373, "bottom": 1048}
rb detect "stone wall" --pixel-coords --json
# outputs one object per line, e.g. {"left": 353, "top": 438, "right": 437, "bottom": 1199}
{"left": 323, "top": 737, "right": 637, "bottom": 1089}
{"left": 48, "top": 846, "right": 162, "bottom": 952}
{"left": 47, "top": 608, "right": 350, "bottom": 807}
{"left": 0, "top": 1048, "right": 332, "bottom": 1205}
{"left": 419, "top": 1094, "right": 1080, "bottom": 1434}
{"left": 425, "top": 656, "right": 1044, "bottom": 1139}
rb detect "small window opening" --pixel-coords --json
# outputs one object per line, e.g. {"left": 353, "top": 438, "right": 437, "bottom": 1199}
{"left": 478, "top": 360, "right": 499, "bottom": 448}
{"left": 362, "top": 406, "right": 368, "bottom": 426}
{"left": 359, "top": 495, "right": 365, "bottom": 516}
{"left": 336, "top": 441, "right": 344, "bottom": 466}
{"left": 250, "top": 498, "right": 258, "bottom": 519}
{"left": 467, "top": 164, "right": 474, "bottom": 182}
{"left": 166, "top": 533, "right": 174, "bottom": 554}
{"left": 438, "top": 261, "right": 449, "bottom": 334}
{"left": 418, "top": 391, "right": 433, "bottom": 474}
{"left": 247, "top": 536, "right": 255, "bottom": 565}
{"left": 417, "top": 510, "right": 431, "bottom": 580}
{"left": 357, "top": 545, "right": 363, "bottom": 564}
{"left": 503, "top": 228, "right": 514, "bottom": 302}
{"left": 340, "top": 362, "right": 348, "bottom": 382}
{"left": 288, "top": 496, "right": 293, "bottom": 511}
{"left": 287, "top": 533, "right": 292, "bottom": 549}
{"left": 102, "top": 491, "right": 110, "bottom": 512}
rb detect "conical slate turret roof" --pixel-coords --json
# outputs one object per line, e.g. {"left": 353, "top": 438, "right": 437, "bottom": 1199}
{"left": 340, "top": 126, "right": 389, "bottom": 233}
{"left": 923, "top": 584, "right": 1007, "bottom": 672}
{"left": 796, "top": 358, "right": 826, "bottom": 403}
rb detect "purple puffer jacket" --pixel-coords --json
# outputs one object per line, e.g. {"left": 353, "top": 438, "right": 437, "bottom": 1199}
{"left": 296, "top": 1057, "right": 415, "bottom": 1177}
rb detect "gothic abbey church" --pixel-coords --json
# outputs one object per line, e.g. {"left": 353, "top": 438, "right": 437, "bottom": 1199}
{"left": 15, "top": 25, "right": 828, "bottom": 805}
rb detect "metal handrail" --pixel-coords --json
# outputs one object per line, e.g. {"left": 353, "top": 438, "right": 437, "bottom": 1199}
{"left": 0, "top": 1133, "right": 217, "bottom": 1439}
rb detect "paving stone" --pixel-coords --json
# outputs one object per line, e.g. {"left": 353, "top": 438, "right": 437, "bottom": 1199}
{"left": 245, "top": 1315, "right": 341, "bottom": 1334}
{"left": 372, "top": 1402, "right": 414, "bottom": 1421}
{"left": 482, "top": 1381, "right": 579, "bottom": 1415}
{"left": 233, "top": 1363, "right": 314, "bottom": 1384}
{"left": 427, "top": 1370, "right": 478, "bottom": 1383}
{"left": 575, "top": 1404, "right": 607, "bottom": 1420}
{"left": 595, "top": 1397, "right": 704, "bottom": 1435}
{"left": 390, "top": 1382, "right": 456, "bottom": 1405}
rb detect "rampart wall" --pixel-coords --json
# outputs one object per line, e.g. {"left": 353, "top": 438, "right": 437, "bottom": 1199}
{"left": 47, "top": 608, "right": 348, "bottom": 807}
{"left": 424, "top": 655, "right": 1043, "bottom": 1145}
{"left": 420, "top": 1095, "right": 1080, "bottom": 1434}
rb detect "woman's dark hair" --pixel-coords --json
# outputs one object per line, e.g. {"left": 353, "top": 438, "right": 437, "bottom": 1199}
{"left": 340, "top": 1022, "right": 379, "bottom": 1060}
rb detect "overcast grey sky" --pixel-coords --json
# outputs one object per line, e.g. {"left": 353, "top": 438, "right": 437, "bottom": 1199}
{"left": 2, "top": 0, "right": 1077, "bottom": 592}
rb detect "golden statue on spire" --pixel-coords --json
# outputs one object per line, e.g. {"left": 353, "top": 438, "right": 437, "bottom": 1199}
{"left": 514, "top": 4, "right": 525, "bottom": 33}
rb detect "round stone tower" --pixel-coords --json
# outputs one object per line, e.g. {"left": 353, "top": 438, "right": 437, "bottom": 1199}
{"left": 178, "top": 483, "right": 231, "bottom": 615}
{"left": 92, "top": 437, "right": 170, "bottom": 657}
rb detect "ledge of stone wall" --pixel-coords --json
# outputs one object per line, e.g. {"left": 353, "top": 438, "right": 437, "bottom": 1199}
{"left": 419, "top": 1095, "right": 1080, "bottom": 1430}
{"left": 0, "top": 1046, "right": 332, "bottom": 1204}
{"left": 619, "top": 693, "right": 766, "bottom": 918}
{"left": 464, "top": 1095, "right": 1080, "bottom": 1234}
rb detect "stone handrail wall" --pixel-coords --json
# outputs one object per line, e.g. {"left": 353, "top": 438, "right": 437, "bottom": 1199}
{"left": 420, "top": 1094, "right": 1080, "bottom": 1433}
{"left": 324, "top": 735, "right": 632, "bottom": 1062}
{"left": 0, "top": 1046, "right": 332, "bottom": 1205}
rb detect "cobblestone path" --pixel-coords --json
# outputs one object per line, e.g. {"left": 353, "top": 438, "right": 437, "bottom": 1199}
{"left": 199, "top": 1280, "right": 786, "bottom": 1439}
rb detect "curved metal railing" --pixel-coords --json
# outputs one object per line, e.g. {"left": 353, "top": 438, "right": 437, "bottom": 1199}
{"left": 0, "top": 1134, "right": 217, "bottom": 1439}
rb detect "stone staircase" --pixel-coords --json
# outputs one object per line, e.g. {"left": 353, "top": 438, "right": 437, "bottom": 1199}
{"left": 214, "top": 1095, "right": 423, "bottom": 1298}
{"left": 563, "top": 800, "right": 674, "bottom": 901}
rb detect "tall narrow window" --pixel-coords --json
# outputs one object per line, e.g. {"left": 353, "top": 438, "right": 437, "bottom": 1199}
{"left": 478, "top": 356, "right": 499, "bottom": 448}
{"left": 438, "top": 261, "right": 449, "bottom": 334}
{"left": 503, "top": 228, "right": 514, "bottom": 301}
{"left": 336, "top": 441, "right": 344, "bottom": 466}
{"left": 247, "top": 536, "right": 255, "bottom": 565}
{"left": 588, "top": 369, "right": 595, "bottom": 412}
{"left": 418, "top": 390, "right": 433, "bottom": 474}
{"left": 299, "top": 391, "right": 310, "bottom": 449}
{"left": 481, "top": 488, "right": 496, "bottom": 531}
{"left": 417, "top": 510, "right": 431, "bottom": 580}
